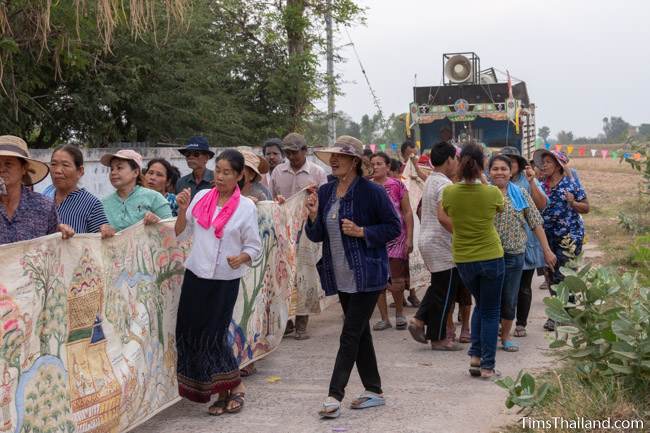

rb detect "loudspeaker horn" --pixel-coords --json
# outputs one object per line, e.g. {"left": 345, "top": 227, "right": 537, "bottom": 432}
{"left": 444, "top": 55, "right": 472, "bottom": 83}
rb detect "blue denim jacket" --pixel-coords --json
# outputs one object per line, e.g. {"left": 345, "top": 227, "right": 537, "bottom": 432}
{"left": 305, "top": 176, "right": 401, "bottom": 296}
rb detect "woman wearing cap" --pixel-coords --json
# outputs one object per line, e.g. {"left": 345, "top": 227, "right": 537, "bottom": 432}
{"left": 0, "top": 135, "right": 74, "bottom": 245}
{"left": 538, "top": 150, "right": 589, "bottom": 330}
{"left": 440, "top": 143, "right": 504, "bottom": 379}
{"left": 368, "top": 151, "right": 414, "bottom": 331}
{"left": 49, "top": 145, "right": 114, "bottom": 237}
{"left": 239, "top": 150, "right": 271, "bottom": 202}
{"left": 304, "top": 136, "right": 400, "bottom": 419}
{"left": 174, "top": 149, "right": 261, "bottom": 415}
{"left": 144, "top": 158, "right": 181, "bottom": 217}
{"left": 488, "top": 155, "right": 557, "bottom": 352}
{"left": 500, "top": 147, "right": 548, "bottom": 338}
{"left": 101, "top": 149, "right": 173, "bottom": 231}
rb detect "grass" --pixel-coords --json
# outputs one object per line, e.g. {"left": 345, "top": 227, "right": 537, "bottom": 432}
{"left": 499, "top": 364, "right": 649, "bottom": 433}
{"left": 570, "top": 158, "right": 647, "bottom": 266}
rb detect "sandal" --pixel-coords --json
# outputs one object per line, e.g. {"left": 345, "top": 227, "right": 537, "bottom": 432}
{"left": 225, "top": 392, "right": 245, "bottom": 414}
{"left": 208, "top": 395, "right": 228, "bottom": 416}
{"left": 407, "top": 294, "right": 421, "bottom": 307}
{"left": 319, "top": 397, "right": 341, "bottom": 418}
{"left": 240, "top": 363, "right": 257, "bottom": 377}
{"left": 543, "top": 318, "right": 556, "bottom": 331}
{"left": 458, "top": 329, "right": 471, "bottom": 343}
{"left": 480, "top": 369, "right": 502, "bottom": 380}
{"left": 350, "top": 391, "right": 385, "bottom": 410}
{"left": 395, "top": 316, "right": 407, "bottom": 330}
{"left": 373, "top": 320, "right": 392, "bottom": 331}
{"left": 513, "top": 326, "right": 527, "bottom": 337}
{"left": 431, "top": 341, "right": 463, "bottom": 351}
{"left": 501, "top": 340, "right": 519, "bottom": 352}
{"left": 407, "top": 320, "right": 427, "bottom": 344}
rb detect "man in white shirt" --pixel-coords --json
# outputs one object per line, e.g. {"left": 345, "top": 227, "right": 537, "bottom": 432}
{"left": 270, "top": 133, "right": 327, "bottom": 339}
{"left": 270, "top": 133, "right": 327, "bottom": 201}
{"left": 408, "top": 142, "right": 464, "bottom": 351}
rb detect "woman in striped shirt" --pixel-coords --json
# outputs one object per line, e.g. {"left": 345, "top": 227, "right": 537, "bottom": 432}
{"left": 49, "top": 145, "right": 114, "bottom": 237}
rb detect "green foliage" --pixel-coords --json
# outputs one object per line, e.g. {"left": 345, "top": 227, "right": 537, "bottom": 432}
{"left": 495, "top": 370, "right": 554, "bottom": 413}
{"left": 603, "top": 116, "right": 631, "bottom": 143}
{"left": 556, "top": 130, "right": 574, "bottom": 144}
{"left": 544, "top": 262, "right": 650, "bottom": 391}
{"left": 538, "top": 126, "right": 550, "bottom": 140}
{"left": 0, "top": 0, "right": 364, "bottom": 147}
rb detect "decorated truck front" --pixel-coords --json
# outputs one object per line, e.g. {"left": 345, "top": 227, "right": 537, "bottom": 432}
{"left": 407, "top": 53, "right": 536, "bottom": 158}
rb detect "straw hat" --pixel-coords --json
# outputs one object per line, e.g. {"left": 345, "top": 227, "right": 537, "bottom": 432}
{"left": 314, "top": 136, "right": 372, "bottom": 176}
{"left": 100, "top": 149, "right": 144, "bottom": 169}
{"left": 241, "top": 150, "right": 270, "bottom": 179}
{"left": 0, "top": 135, "right": 49, "bottom": 185}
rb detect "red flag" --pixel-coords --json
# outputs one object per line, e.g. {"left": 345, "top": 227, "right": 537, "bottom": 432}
{"left": 578, "top": 146, "right": 586, "bottom": 156}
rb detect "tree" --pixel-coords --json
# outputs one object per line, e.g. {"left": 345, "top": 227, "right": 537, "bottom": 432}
{"left": 556, "top": 130, "right": 574, "bottom": 144}
{"left": 0, "top": 0, "right": 364, "bottom": 147}
{"left": 304, "top": 111, "right": 361, "bottom": 145}
{"left": 603, "top": 116, "right": 631, "bottom": 143}
{"left": 538, "top": 126, "right": 551, "bottom": 141}
{"left": 639, "top": 124, "right": 650, "bottom": 138}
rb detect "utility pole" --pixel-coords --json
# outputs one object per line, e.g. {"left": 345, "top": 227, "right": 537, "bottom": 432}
{"left": 326, "top": 0, "right": 336, "bottom": 145}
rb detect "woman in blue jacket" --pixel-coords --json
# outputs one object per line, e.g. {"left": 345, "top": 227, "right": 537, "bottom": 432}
{"left": 305, "top": 136, "right": 400, "bottom": 419}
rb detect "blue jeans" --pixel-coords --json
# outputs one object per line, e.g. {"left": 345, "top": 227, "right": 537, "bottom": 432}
{"left": 457, "top": 257, "right": 505, "bottom": 370}
{"left": 501, "top": 253, "right": 524, "bottom": 321}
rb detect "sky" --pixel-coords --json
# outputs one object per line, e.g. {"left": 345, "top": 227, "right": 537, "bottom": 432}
{"left": 321, "top": 0, "right": 650, "bottom": 138}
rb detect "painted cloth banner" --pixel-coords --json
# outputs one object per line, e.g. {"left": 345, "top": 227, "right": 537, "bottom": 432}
{"left": 0, "top": 197, "right": 302, "bottom": 433}
{"left": 401, "top": 161, "right": 433, "bottom": 292}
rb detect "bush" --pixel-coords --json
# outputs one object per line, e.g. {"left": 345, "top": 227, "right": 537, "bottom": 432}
{"left": 543, "top": 261, "right": 650, "bottom": 392}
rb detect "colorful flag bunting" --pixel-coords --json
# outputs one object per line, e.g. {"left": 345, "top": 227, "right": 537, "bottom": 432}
{"left": 545, "top": 142, "right": 551, "bottom": 150}
{"left": 379, "top": 143, "right": 386, "bottom": 151}
{"left": 634, "top": 153, "right": 642, "bottom": 161}
{"left": 567, "top": 145, "right": 574, "bottom": 154}
{"left": 578, "top": 147, "right": 586, "bottom": 156}
{"left": 590, "top": 149, "right": 597, "bottom": 157}
{"left": 369, "top": 144, "right": 377, "bottom": 153}
{"left": 611, "top": 151, "right": 618, "bottom": 160}
{"left": 601, "top": 149, "right": 609, "bottom": 159}
{"left": 555, "top": 144, "right": 563, "bottom": 152}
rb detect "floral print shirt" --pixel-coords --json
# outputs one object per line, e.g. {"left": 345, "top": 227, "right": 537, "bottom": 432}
{"left": 380, "top": 177, "right": 409, "bottom": 260}
{"left": 542, "top": 176, "right": 586, "bottom": 242}
{"left": 494, "top": 186, "right": 544, "bottom": 255}
{"left": 0, "top": 187, "right": 58, "bottom": 245}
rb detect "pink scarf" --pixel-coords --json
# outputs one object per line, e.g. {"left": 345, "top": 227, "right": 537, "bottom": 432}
{"left": 192, "top": 186, "right": 241, "bottom": 239}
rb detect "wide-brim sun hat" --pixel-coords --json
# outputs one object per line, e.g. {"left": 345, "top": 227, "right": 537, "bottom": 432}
{"left": 314, "top": 136, "right": 372, "bottom": 176}
{"left": 100, "top": 149, "right": 144, "bottom": 169}
{"left": 500, "top": 146, "right": 529, "bottom": 169}
{"left": 241, "top": 150, "right": 270, "bottom": 178}
{"left": 533, "top": 148, "right": 569, "bottom": 173}
{"left": 0, "top": 135, "right": 49, "bottom": 186}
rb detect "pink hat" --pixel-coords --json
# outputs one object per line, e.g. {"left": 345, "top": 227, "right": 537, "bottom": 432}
{"left": 100, "top": 149, "right": 143, "bottom": 169}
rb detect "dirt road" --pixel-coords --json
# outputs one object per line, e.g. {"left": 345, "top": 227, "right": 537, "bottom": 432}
{"left": 131, "top": 275, "right": 555, "bottom": 433}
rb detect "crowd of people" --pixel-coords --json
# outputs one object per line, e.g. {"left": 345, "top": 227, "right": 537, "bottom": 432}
{"left": 0, "top": 131, "right": 588, "bottom": 419}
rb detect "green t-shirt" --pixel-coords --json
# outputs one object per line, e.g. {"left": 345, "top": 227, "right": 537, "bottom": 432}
{"left": 103, "top": 185, "right": 173, "bottom": 231}
{"left": 442, "top": 182, "right": 504, "bottom": 263}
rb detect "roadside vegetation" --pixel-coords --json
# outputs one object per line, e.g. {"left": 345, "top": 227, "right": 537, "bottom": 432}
{"left": 499, "top": 144, "right": 650, "bottom": 433}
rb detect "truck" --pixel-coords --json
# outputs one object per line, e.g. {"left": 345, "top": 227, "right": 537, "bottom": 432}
{"left": 408, "top": 52, "right": 536, "bottom": 158}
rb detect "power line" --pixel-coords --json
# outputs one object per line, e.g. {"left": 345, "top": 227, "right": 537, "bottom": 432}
{"left": 344, "top": 28, "right": 386, "bottom": 131}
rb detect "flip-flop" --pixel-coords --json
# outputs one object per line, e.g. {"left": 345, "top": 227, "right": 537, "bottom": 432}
{"left": 480, "top": 369, "right": 502, "bottom": 380}
{"left": 469, "top": 359, "right": 481, "bottom": 377}
{"left": 350, "top": 391, "right": 385, "bottom": 410}
{"left": 319, "top": 397, "right": 341, "bottom": 418}
{"left": 431, "top": 342, "right": 463, "bottom": 351}
{"left": 407, "top": 321, "right": 427, "bottom": 344}
{"left": 513, "top": 326, "right": 527, "bottom": 337}
{"left": 501, "top": 340, "right": 519, "bottom": 352}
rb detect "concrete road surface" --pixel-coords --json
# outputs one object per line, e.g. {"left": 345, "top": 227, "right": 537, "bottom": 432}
{"left": 132, "top": 276, "right": 554, "bottom": 433}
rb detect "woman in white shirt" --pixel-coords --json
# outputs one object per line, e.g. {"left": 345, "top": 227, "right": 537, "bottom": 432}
{"left": 174, "top": 149, "right": 262, "bottom": 416}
